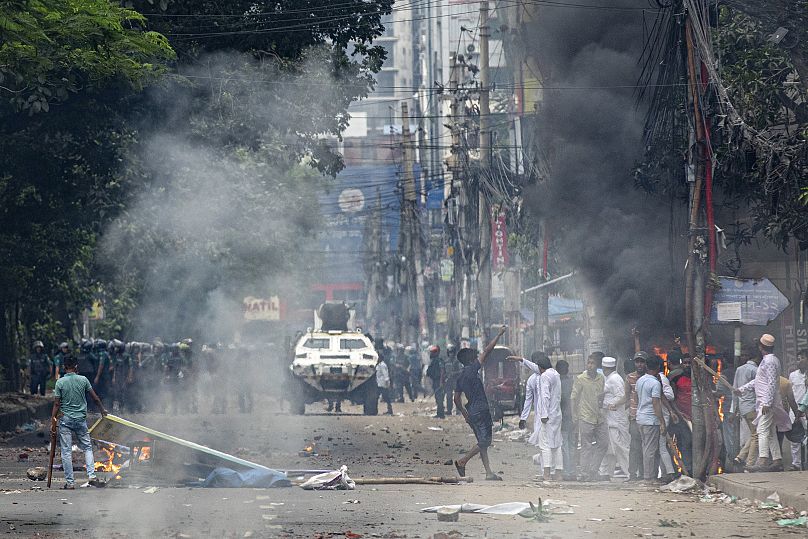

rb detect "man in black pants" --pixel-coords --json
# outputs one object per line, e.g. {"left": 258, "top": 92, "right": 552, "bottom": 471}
{"left": 453, "top": 326, "right": 507, "bottom": 481}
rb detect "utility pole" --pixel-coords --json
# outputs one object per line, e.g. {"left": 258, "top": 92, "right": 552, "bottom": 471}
{"left": 477, "top": 0, "right": 492, "bottom": 342}
{"left": 402, "top": 102, "right": 429, "bottom": 340}
{"left": 447, "top": 52, "right": 471, "bottom": 343}
{"left": 365, "top": 188, "right": 384, "bottom": 333}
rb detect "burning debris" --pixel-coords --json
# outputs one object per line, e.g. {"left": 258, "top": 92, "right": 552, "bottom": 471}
{"left": 88, "top": 415, "right": 286, "bottom": 487}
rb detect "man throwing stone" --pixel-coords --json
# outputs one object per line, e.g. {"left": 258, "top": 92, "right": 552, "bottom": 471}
{"left": 51, "top": 355, "right": 108, "bottom": 489}
{"left": 453, "top": 326, "right": 507, "bottom": 481}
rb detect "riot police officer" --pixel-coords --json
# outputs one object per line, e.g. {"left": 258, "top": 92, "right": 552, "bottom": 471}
{"left": 28, "top": 341, "right": 52, "bottom": 396}
{"left": 92, "top": 339, "right": 110, "bottom": 402}
{"left": 109, "top": 339, "right": 130, "bottom": 412}
{"left": 52, "top": 342, "right": 72, "bottom": 379}
{"left": 164, "top": 343, "right": 183, "bottom": 415}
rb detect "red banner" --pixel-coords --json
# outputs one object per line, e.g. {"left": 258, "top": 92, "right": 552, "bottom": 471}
{"left": 491, "top": 210, "right": 509, "bottom": 271}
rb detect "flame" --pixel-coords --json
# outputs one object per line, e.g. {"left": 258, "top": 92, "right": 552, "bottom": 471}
{"left": 669, "top": 434, "right": 684, "bottom": 474}
{"left": 714, "top": 359, "right": 725, "bottom": 421}
{"left": 94, "top": 446, "right": 125, "bottom": 474}
{"left": 138, "top": 446, "right": 152, "bottom": 462}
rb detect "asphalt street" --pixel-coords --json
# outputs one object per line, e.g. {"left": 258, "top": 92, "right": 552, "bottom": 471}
{"left": 0, "top": 398, "right": 798, "bottom": 538}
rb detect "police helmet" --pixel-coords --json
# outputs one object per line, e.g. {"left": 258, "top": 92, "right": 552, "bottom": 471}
{"left": 446, "top": 343, "right": 457, "bottom": 353}
{"left": 95, "top": 339, "right": 108, "bottom": 351}
{"left": 33, "top": 340, "right": 44, "bottom": 350}
{"left": 80, "top": 339, "right": 93, "bottom": 352}
{"left": 59, "top": 342, "right": 70, "bottom": 351}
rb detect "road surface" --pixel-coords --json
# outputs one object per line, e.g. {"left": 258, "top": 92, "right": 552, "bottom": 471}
{"left": 0, "top": 398, "right": 796, "bottom": 538}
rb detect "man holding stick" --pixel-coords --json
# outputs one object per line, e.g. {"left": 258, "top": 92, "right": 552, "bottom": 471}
{"left": 50, "top": 355, "right": 107, "bottom": 489}
{"left": 453, "top": 326, "right": 507, "bottom": 481}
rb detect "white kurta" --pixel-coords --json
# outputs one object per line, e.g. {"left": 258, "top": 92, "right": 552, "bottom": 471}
{"left": 601, "top": 371, "right": 630, "bottom": 476}
{"left": 539, "top": 368, "right": 563, "bottom": 448}
{"left": 520, "top": 372, "right": 542, "bottom": 447}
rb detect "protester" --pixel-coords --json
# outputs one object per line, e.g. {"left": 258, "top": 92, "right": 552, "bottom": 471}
{"left": 518, "top": 364, "right": 542, "bottom": 460}
{"left": 556, "top": 359, "right": 577, "bottom": 479}
{"left": 515, "top": 353, "right": 564, "bottom": 480}
{"left": 636, "top": 355, "right": 666, "bottom": 482}
{"left": 601, "top": 356, "right": 630, "bottom": 479}
{"left": 453, "top": 326, "right": 507, "bottom": 481}
{"left": 657, "top": 359, "right": 679, "bottom": 482}
{"left": 736, "top": 334, "right": 790, "bottom": 472}
{"left": 732, "top": 347, "right": 760, "bottom": 470}
{"left": 571, "top": 352, "right": 609, "bottom": 481}
{"left": 626, "top": 352, "right": 646, "bottom": 481}
{"left": 375, "top": 354, "right": 394, "bottom": 415}
{"left": 426, "top": 345, "right": 445, "bottom": 419}
{"left": 50, "top": 355, "right": 107, "bottom": 489}
{"left": 668, "top": 356, "right": 693, "bottom": 475}
{"left": 788, "top": 350, "right": 807, "bottom": 470}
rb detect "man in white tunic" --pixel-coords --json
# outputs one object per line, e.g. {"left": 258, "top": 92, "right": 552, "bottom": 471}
{"left": 514, "top": 352, "right": 563, "bottom": 480}
{"left": 601, "top": 356, "right": 630, "bottom": 478}
{"left": 519, "top": 370, "right": 542, "bottom": 466}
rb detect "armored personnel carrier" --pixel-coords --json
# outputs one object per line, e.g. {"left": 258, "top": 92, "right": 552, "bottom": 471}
{"left": 288, "top": 302, "right": 378, "bottom": 415}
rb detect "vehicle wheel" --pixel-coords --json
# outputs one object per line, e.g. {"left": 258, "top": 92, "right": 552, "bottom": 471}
{"left": 289, "top": 383, "right": 306, "bottom": 415}
{"left": 363, "top": 376, "right": 379, "bottom": 416}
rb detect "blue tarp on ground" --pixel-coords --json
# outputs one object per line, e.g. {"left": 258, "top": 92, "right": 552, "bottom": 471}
{"left": 201, "top": 467, "right": 292, "bottom": 488}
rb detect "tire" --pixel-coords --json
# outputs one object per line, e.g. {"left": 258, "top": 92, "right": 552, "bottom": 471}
{"left": 363, "top": 376, "right": 379, "bottom": 416}
{"left": 289, "top": 380, "right": 306, "bottom": 415}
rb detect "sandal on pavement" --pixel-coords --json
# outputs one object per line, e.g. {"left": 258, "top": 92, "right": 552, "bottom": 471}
{"left": 454, "top": 460, "right": 466, "bottom": 477}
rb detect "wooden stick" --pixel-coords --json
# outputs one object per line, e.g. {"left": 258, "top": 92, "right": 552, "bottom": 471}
{"left": 691, "top": 356, "right": 734, "bottom": 391}
{"left": 353, "top": 476, "right": 471, "bottom": 485}
{"left": 47, "top": 419, "right": 57, "bottom": 488}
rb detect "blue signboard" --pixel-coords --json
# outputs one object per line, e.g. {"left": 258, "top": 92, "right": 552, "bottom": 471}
{"left": 709, "top": 277, "right": 790, "bottom": 326}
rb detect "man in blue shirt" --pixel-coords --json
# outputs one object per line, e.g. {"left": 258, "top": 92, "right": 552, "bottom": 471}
{"left": 453, "top": 326, "right": 507, "bottom": 481}
{"left": 635, "top": 355, "right": 666, "bottom": 481}
{"left": 51, "top": 355, "right": 108, "bottom": 489}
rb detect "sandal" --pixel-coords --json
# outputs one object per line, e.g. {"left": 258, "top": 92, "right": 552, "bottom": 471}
{"left": 485, "top": 473, "right": 503, "bottom": 481}
{"left": 454, "top": 460, "right": 466, "bottom": 477}
{"left": 63, "top": 484, "right": 75, "bottom": 490}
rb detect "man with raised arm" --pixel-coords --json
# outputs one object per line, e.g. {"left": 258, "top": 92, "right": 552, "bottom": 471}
{"left": 453, "top": 326, "right": 507, "bottom": 481}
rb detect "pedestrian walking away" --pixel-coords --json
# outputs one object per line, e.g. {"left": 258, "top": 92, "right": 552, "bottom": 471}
{"left": 50, "top": 355, "right": 108, "bottom": 489}
{"left": 453, "top": 326, "right": 507, "bottom": 481}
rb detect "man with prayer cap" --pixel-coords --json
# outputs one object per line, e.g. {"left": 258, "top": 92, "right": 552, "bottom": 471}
{"left": 735, "top": 334, "right": 791, "bottom": 472}
{"left": 601, "top": 356, "right": 630, "bottom": 478}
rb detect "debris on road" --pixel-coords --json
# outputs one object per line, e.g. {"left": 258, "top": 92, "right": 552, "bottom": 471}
{"left": 659, "top": 476, "right": 700, "bottom": 493}
{"left": 354, "top": 476, "right": 469, "bottom": 485}
{"left": 437, "top": 506, "right": 460, "bottom": 522}
{"left": 300, "top": 465, "right": 355, "bottom": 490}
{"left": 777, "top": 516, "right": 808, "bottom": 528}
{"left": 143, "top": 486, "right": 159, "bottom": 494}
{"left": 422, "top": 499, "right": 571, "bottom": 519}
{"left": 200, "top": 467, "right": 291, "bottom": 488}
{"left": 26, "top": 467, "right": 47, "bottom": 481}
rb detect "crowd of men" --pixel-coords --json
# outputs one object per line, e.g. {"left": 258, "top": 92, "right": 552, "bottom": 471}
{"left": 499, "top": 333, "right": 808, "bottom": 483}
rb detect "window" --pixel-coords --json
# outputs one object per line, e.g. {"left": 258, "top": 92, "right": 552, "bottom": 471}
{"left": 302, "top": 338, "right": 330, "bottom": 349}
{"left": 374, "top": 71, "right": 396, "bottom": 97}
{"left": 340, "top": 339, "right": 368, "bottom": 351}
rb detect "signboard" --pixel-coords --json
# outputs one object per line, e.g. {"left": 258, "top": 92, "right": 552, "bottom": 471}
{"left": 709, "top": 277, "right": 789, "bottom": 326}
{"left": 715, "top": 302, "right": 742, "bottom": 322}
{"left": 491, "top": 210, "right": 509, "bottom": 271}
{"left": 243, "top": 296, "right": 281, "bottom": 321}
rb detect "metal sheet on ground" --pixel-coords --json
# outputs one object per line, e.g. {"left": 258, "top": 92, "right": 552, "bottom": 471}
{"left": 89, "top": 414, "right": 271, "bottom": 472}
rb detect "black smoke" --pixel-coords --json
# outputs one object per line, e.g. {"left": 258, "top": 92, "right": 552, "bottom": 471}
{"left": 521, "top": 1, "right": 685, "bottom": 347}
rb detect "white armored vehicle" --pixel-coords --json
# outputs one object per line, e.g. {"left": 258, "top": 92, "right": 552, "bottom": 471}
{"left": 288, "top": 302, "right": 378, "bottom": 415}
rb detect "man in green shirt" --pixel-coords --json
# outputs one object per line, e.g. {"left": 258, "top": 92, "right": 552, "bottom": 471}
{"left": 51, "top": 355, "right": 107, "bottom": 489}
{"left": 571, "top": 353, "right": 610, "bottom": 481}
